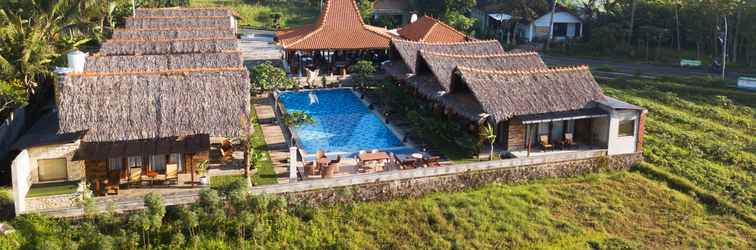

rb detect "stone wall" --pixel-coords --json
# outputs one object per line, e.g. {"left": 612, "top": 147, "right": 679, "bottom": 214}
{"left": 279, "top": 152, "right": 642, "bottom": 206}
{"left": 25, "top": 194, "right": 79, "bottom": 212}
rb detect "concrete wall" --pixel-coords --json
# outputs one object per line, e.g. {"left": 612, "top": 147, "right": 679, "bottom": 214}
{"left": 11, "top": 149, "right": 30, "bottom": 214}
{"left": 277, "top": 152, "right": 642, "bottom": 206}
{"left": 26, "top": 141, "right": 83, "bottom": 183}
{"left": 607, "top": 110, "right": 640, "bottom": 155}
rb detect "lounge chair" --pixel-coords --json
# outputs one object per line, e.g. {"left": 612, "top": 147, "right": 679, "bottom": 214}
{"left": 540, "top": 135, "right": 553, "bottom": 151}
{"left": 321, "top": 164, "right": 337, "bottom": 178}
{"left": 129, "top": 167, "right": 142, "bottom": 187}
{"left": 424, "top": 156, "right": 442, "bottom": 167}
{"left": 166, "top": 164, "right": 179, "bottom": 184}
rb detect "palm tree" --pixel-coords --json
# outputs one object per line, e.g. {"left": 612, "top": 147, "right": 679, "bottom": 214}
{"left": 480, "top": 123, "right": 497, "bottom": 161}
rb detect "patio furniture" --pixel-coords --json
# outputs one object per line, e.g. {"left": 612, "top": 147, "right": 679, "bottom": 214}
{"left": 540, "top": 135, "right": 553, "bottom": 151}
{"left": 358, "top": 152, "right": 391, "bottom": 172}
{"left": 328, "top": 155, "right": 342, "bottom": 172}
{"left": 304, "top": 161, "right": 318, "bottom": 176}
{"left": 166, "top": 164, "right": 178, "bottom": 184}
{"left": 143, "top": 171, "right": 159, "bottom": 186}
{"left": 424, "top": 156, "right": 442, "bottom": 167}
{"left": 129, "top": 167, "right": 142, "bottom": 187}
{"left": 395, "top": 154, "right": 417, "bottom": 170}
{"left": 321, "top": 164, "right": 337, "bottom": 178}
{"left": 562, "top": 133, "right": 575, "bottom": 149}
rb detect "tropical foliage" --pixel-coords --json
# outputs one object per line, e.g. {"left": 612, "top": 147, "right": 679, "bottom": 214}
{"left": 250, "top": 61, "right": 295, "bottom": 91}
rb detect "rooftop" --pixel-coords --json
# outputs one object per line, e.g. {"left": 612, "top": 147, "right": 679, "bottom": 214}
{"left": 276, "top": 0, "right": 393, "bottom": 50}
{"left": 398, "top": 16, "right": 471, "bottom": 43}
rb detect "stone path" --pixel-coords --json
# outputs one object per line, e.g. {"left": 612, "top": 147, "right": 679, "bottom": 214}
{"left": 239, "top": 29, "right": 283, "bottom": 69}
{"left": 253, "top": 96, "right": 291, "bottom": 184}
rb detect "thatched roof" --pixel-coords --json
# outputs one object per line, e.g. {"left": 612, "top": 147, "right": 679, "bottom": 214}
{"left": 455, "top": 65, "right": 606, "bottom": 123}
{"left": 126, "top": 16, "right": 233, "bottom": 29}
{"left": 276, "top": 0, "right": 392, "bottom": 50}
{"left": 390, "top": 39, "right": 504, "bottom": 73}
{"left": 112, "top": 27, "right": 235, "bottom": 41}
{"left": 398, "top": 16, "right": 471, "bottom": 43}
{"left": 408, "top": 76, "right": 487, "bottom": 122}
{"left": 135, "top": 8, "right": 233, "bottom": 17}
{"left": 73, "top": 134, "right": 210, "bottom": 161}
{"left": 99, "top": 38, "right": 239, "bottom": 55}
{"left": 57, "top": 69, "right": 251, "bottom": 142}
{"left": 85, "top": 52, "right": 242, "bottom": 73}
{"left": 418, "top": 50, "right": 545, "bottom": 91}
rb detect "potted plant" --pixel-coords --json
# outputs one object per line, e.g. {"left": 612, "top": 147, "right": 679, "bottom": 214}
{"left": 197, "top": 160, "right": 209, "bottom": 186}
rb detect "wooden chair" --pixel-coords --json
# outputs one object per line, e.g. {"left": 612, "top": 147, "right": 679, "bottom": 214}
{"left": 540, "top": 135, "right": 553, "bottom": 151}
{"left": 321, "top": 164, "right": 336, "bottom": 178}
{"left": 129, "top": 167, "right": 142, "bottom": 187}
{"left": 563, "top": 133, "right": 575, "bottom": 149}
{"left": 304, "top": 161, "right": 318, "bottom": 176}
{"left": 166, "top": 164, "right": 179, "bottom": 184}
{"left": 424, "top": 156, "right": 442, "bottom": 167}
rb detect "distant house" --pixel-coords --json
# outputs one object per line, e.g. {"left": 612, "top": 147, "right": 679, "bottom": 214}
{"left": 384, "top": 39, "right": 647, "bottom": 157}
{"left": 474, "top": 2, "right": 583, "bottom": 43}
{"left": 10, "top": 8, "right": 250, "bottom": 214}
{"left": 372, "top": 0, "right": 411, "bottom": 27}
{"left": 397, "top": 16, "right": 473, "bottom": 43}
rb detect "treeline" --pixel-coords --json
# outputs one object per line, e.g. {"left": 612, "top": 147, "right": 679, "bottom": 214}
{"left": 0, "top": 0, "right": 186, "bottom": 120}
{"left": 573, "top": 0, "right": 756, "bottom": 65}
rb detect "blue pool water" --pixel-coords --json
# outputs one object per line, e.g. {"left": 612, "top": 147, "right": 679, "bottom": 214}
{"left": 278, "top": 89, "right": 405, "bottom": 154}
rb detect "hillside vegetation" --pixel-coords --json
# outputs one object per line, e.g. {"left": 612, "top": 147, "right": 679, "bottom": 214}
{"left": 602, "top": 77, "right": 755, "bottom": 215}
{"left": 190, "top": 0, "right": 319, "bottom": 29}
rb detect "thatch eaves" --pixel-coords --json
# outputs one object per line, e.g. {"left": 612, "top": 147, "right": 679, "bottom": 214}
{"left": 391, "top": 39, "right": 504, "bottom": 73}
{"left": 99, "top": 38, "right": 238, "bottom": 55}
{"left": 85, "top": 52, "right": 243, "bottom": 73}
{"left": 455, "top": 65, "right": 606, "bottom": 123}
{"left": 418, "top": 50, "right": 545, "bottom": 91}
{"left": 57, "top": 69, "right": 251, "bottom": 142}
{"left": 126, "top": 16, "right": 233, "bottom": 29}
{"left": 112, "top": 27, "right": 235, "bottom": 41}
{"left": 135, "top": 8, "right": 233, "bottom": 17}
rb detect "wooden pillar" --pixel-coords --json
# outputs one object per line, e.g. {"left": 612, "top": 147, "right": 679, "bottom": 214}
{"left": 526, "top": 124, "right": 532, "bottom": 157}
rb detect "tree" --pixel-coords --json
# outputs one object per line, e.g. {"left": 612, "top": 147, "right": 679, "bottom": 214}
{"left": 349, "top": 60, "right": 376, "bottom": 88}
{"left": 480, "top": 123, "right": 497, "bottom": 161}
{"left": 250, "top": 61, "right": 295, "bottom": 92}
{"left": 0, "top": 79, "right": 26, "bottom": 117}
{"left": 282, "top": 111, "right": 316, "bottom": 129}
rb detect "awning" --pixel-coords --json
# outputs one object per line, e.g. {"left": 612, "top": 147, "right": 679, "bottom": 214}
{"left": 488, "top": 13, "right": 512, "bottom": 21}
{"left": 73, "top": 134, "right": 210, "bottom": 161}
{"left": 518, "top": 108, "right": 608, "bottom": 124}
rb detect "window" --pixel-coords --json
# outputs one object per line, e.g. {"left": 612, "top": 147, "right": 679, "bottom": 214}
{"left": 618, "top": 119, "right": 636, "bottom": 137}
{"left": 127, "top": 156, "right": 142, "bottom": 168}
{"left": 108, "top": 158, "right": 122, "bottom": 170}
{"left": 553, "top": 23, "right": 568, "bottom": 37}
{"left": 38, "top": 158, "right": 67, "bottom": 182}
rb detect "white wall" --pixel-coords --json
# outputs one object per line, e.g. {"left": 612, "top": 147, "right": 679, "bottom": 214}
{"left": 11, "top": 149, "right": 30, "bottom": 214}
{"left": 607, "top": 110, "right": 640, "bottom": 155}
{"left": 533, "top": 12, "right": 582, "bottom": 27}
{"left": 26, "top": 141, "right": 83, "bottom": 183}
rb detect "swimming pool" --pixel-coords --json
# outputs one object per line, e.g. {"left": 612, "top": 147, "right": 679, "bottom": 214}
{"left": 278, "top": 88, "right": 407, "bottom": 155}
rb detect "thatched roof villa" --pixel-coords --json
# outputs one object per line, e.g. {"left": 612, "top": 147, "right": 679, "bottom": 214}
{"left": 10, "top": 8, "right": 250, "bottom": 209}
{"left": 384, "top": 38, "right": 647, "bottom": 157}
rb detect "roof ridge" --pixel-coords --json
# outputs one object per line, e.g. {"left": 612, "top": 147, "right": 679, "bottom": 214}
{"left": 88, "top": 51, "right": 242, "bottom": 58}
{"left": 128, "top": 15, "right": 230, "bottom": 20}
{"left": 420, "top": 22, "right": 438, "bottom": 41}
{"left": 422, "top": 15, "right": 469, "bottom": 40}
{"left": 393, "top": 38, "right": 499, "bottom": 46}
{"left": 116, "top": 26, "right": 234, "bottom": 32}
{"left": 457, "top": 65, "right": 590, "bottom": 75}
{"left": 105, "top": 37, "right": 238, "bottom": 43}
{"left": 420, "top": 50, "right": 539, "bottom": 58}
{"left": 286, "top": 0, "right": 332, "bottom": 48}
{"left": 68, "top": 67, "right": 247, "bottom": 77}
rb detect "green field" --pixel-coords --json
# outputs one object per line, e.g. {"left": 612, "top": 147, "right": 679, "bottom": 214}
{"left": 601, "top": 77, "right": 755, "bottom": 215}
{"left": 1, "top": 77, "right": 754, "bottom": 249}
{"left": 190, "top": 0, "right": 319, "bottom": 29}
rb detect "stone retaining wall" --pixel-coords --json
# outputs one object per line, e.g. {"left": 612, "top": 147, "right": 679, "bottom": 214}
{"left": 25, "top": 194, "right": 79, "bottom": 212}
{"left": 279, "top": 152, "right": 642, "bottom": 206}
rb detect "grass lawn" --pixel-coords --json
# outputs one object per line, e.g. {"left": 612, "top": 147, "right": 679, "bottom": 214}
{"left": 26, "top": 182, "right": 78, "bottom": 198}
{"left": 190, "top": 0, "right": 319, "bottom": 29}
{"left": 253, "top": 172, "right": 753, "bottom": 248}
{"left": 601, "top": 77, "right": 755, "bottom": 215}
{"left": 250, "top": 102, "right": 278, "bottom": 186}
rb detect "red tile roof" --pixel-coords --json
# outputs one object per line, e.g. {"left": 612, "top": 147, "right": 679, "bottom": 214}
{"left": 398, "top": 16, "right": 471, "bottom": 43}
{"left": 276, "top": 0, "right": 392, "bottom": 50}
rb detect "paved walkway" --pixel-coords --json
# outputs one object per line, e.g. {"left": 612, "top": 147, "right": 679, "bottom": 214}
{"left": 239, "top": 29, "right": 283, "bottom": 69}
{"left": 253, "top": 96, "right": 291, "bottom": 184}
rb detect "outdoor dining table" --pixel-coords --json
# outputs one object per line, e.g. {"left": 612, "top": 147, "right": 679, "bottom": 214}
{"left": 144, "top": 171, "right": 159, "bottom": 186}
{"left": 358, "top": 152, "right": 391, "bottom": 172}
